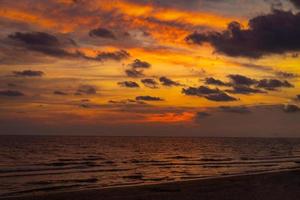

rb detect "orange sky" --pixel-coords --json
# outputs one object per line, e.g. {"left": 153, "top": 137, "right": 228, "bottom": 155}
{"left": 0, "top": 0, "right": 300, "bottom": 136}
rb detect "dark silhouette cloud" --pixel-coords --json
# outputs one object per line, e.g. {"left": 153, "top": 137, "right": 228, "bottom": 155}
{"left": 9, "top": 32, "right": 60, "bottom": 46}
{"left": 228, "top": 74, "right": 257, "bottom": 86}
{"left": 135, "top": 96, "right": 164, "bottom": 101}
{"left": 77, "top": 85, "right": 97, "bottom": 95}
{"left": 186, "top": 10, "right": 300, "bottom": 58}
{"left": 53, "top": 90, "right": 68, "bottom": 95}
{"left": 283, "top": 104, "right": 300, "bottom": 113}
{"left": 129, "top": 59, "right": 151, "bottom": 69}
{"left": 96, "top": 50, "right": 130, "bottom": 61}
{"left": 118, "top": 81, "right": 140, "bottom": 88}
{"left": 89, "top": 27, "right": 116, "bottom": 39}
{"left": 159, "top": 76, "right": 181, "bottom": 86}
{"left": 257, "top": 79, "right": 293, "bottom": 90}
{"left": 226, "top": 85, "right": 265, "bottom": 94}
{"left": 205, "top": 77, "right": 228, "bottom": 86}
{"left": 205, "top": 92, "right": 237, "bottom": 102}
{"left": 8, "top": 32, "right": 74, "bottom": 58}
{"left": 8, "top": 32, "right": 129, "bottom": 62}
{"left": 13, "top": 70, "right": 44, "bottom": 77}
{"left": 276, "top": 71, "right": 298, "bottom": 79}
{"left": 0, "top": 90, "right": 24, "bottom": 97}
{"left": 182, "top": 86, "right": 221, "bottom": 96}
{"left": 141, "top": 78, "right": 159, "bottom": 88}
{"left": 182, "top": 86, "right": 237, "bottom": 101}
{"left": 219, "top": 106, "right": 251, "bottom": 114}
{"left": 125, "top": 69, "right": 144, "bottom": 78}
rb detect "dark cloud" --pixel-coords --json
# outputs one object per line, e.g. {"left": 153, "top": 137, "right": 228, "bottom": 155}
{"left": 186, "top": 10, "right": 300, "bottom": 58}
{"left": 226, "top": 85, "right": 265, "bottom": 94}
{"left": 8, "top": 32, "right": 75, "bottom": 58}
{"left": 125, "top": 69, "right": 144, "bottom": 78}
{"left": 276, "top": 71, "right": 298, "bottom": 79}
{"left": 129, "top": 59, "right": 151, "bottom": 69}
{"left": 205, "top": 92, "right": 238, "bottom": 102}
{"left": 182, "top": 86, "right": 237, "bottom": 102}
{"left": 141, "top": 78, "right": 159, "bottom": 88}
{"left": 205, "top": 77, "right": 228, "bottom": 86}
{"left": 13, "top": 70, "right": 44, "bottom": 77}
{"left": 219, "top": 106, "right": 251, "bottom": 114}
{"left": 53, "top": 90, "right": 68, "bottom": 95}
{"left": 76, "top": 85, "right": 97, "bottom": 95}
{"left": 95, "top": 50, "right": 130, "bottom": 61}
{"left": 257, "top": 79, "right": 293, "bottom": 90}
{"left": 9, "top": 32, "right": 60, "bottom": 46}
{"left": 159, "top": 76, "right": 181, "bottom": 86}
{"left": 118, "top": 81, "right": 140, "bottom": 88}
{"left": 135, "top": 96, "right": 164, "bottom": 101}
{"left": 89, "top": 27, "right": 116, "bottom": 39}
{"left": 283, "top": 104, "right": 300, "bottom": 113}
{"left": 182, "top": 86, "right": 222, "bottom": 96}
{"left": 8, "top": 32, "right": 129, "bottom": 62}
{"left": 297, "top": 94, "right": 300, "bottom": 101}
{"left": 0, "top": 90, "right": 24, "bottom": 97}
{"left": 228, "top": 74, "right": 257, "bottom": 86}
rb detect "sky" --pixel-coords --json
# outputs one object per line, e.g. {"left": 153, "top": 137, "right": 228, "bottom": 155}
{"left": 0, "top": 0, "right": 300, "bottom": 137}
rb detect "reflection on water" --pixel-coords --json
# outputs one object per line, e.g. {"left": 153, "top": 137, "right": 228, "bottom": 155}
{"left": 1, "top": 136, "right": 300, "bottom": 197}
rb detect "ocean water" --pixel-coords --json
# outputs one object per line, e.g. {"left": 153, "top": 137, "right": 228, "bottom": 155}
{"left": 1, "top": 136, "right": 300, "bottom": 198}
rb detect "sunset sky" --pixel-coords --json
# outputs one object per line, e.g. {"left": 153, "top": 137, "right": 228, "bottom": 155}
{"left": 0, "top": 0, "right": 300, "bottom": 136}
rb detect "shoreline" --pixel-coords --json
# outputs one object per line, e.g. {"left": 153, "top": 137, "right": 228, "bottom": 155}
{"left": 3, "top": 169, "right": 300, "bottom": 200}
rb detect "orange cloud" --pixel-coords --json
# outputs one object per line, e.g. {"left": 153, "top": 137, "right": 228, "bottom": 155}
{"left": 145, "top": 112, "right": 195, "bottom": 123}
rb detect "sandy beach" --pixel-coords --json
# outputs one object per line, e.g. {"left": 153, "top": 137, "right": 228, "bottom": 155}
{"left": 3, "top": 169, "right": 300, "bottom": 200}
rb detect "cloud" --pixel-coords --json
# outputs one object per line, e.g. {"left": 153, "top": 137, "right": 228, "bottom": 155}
{"left": 219, "top": 106, "right": 251, "bottom": 114}
{"left": 125, "top": 69, "right": 144, "bottom": 78}
{"left": 297, "top": 94, "right": 300, "bottom": 101}
{"left": 0, "top": 90, "right": 24, "bottom": 97}
{"left": 8, "top": 32, "right": 75, "bottom": 58}
{"left": 89, "top": 27, "right": 116, "bottom": 39}
{"left": 159, "top": 76, "right": 181, "bottom": 86}
{"left": 283, "top": 104, "right": 300, "bottom": 113}
{"left": 76, "top": 85, "right": 97, "bottom": 95}
{"left": 257, "top": 79, "right": 293, "bottom": 90}
{"left": 7, "top": 31, "right": 129, "bottom": 62}
{"left": 276, "top": 71, "right": 298, "bottom": 79}
{"left": 135, "top": 96, "right": 164, "bottom": 101}
{"left": 182, "top": 86, "right": 222, "bottom": 96}
{"left": 53, "top": 90, "right": 68, "bottom": 95}
{"left": 228, "top": 74, "right": 257, "bottom": 86}
{"left": 205, "top": 92, "right": 237, "bottom": 102}
{"left": 182, "top": 86, "right": 237, "bottom": 101}
{"left": 129, "top": 59, "right": 151, "bottom": 69}
{"left": 95, "top": 50, "right": 130, "bottom": 61}
{"left": 13, "top": 70, "right": 44, "bottom": 77}
{"left": 226, "top": 85, "right": 265, "bottom": 94}
{"left": 205, "top": 77, "right": 228, "bottom": 86}
{"left": 141, "top": 78, "right": 159, "bottom": 88}
{"left": 118, "top": 81, "right": 140, "bottom": 88}
{"left": 186, "top": 10, "right": 300, "bottom": 58}
{"left": 108, "top": 99, "right": 146, "bottom": 105}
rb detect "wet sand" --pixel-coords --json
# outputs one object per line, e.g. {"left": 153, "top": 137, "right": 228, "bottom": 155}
{"left": 4, "top": 169, "right": 300, "bottom": 200}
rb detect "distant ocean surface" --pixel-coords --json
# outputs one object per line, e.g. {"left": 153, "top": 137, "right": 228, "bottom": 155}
{"left": 1, "top": 136, "right": 300, "bottom": 198}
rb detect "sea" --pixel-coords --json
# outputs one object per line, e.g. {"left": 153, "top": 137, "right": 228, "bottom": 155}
{"left": 1, "top": 136, "right": 300, "bottom": 198}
